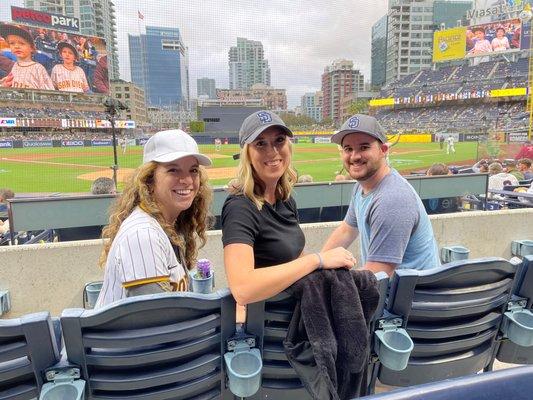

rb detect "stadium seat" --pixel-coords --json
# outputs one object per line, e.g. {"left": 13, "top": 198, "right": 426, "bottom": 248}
{"left": 362, "top": 365, "right": 533, "bottom": 400}
{"left": 493, "top": 255, "right": 533, "bottom": 366}
{"left": 60, "top": 290, "right": 236, "bottom": 399}
{"left": 244, "top": 272, "right": 389, "bottom": 399}
{"left": 369, "top": 257, "right": 521, "bottom": 390}
{"left": 0, "top": 312, "right": 61, "bottom": 400}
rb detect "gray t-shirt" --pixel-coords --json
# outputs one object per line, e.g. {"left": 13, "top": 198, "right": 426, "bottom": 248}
{"left": 344, "top": 169, "right": 440, "bottom": 270}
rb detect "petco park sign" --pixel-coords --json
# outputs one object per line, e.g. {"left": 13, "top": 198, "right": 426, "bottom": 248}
{"left": 11, "top": 6, "right": 79, "bottom": 32}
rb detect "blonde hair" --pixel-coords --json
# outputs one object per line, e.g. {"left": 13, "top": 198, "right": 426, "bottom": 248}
{"left": 229, "top": 140, "right": 297, "bottom": 209}
{"left": 99, "top": 161, "right": 212, "bottom": 270}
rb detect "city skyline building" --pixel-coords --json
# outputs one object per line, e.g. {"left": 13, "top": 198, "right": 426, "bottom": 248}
{"left": 197, "top": 78, "right": 216, "bottom": 99}
{"left": 321, "top": 59, "right": 365, "bottom": 123}
{"left": 385, "top": 0, "right": 435, "bottom": 84}
{"left": 228, "top": 37, "right": 271, "bottom": 90}
{"left": 129, "top": 26, "right": 190, "bottom": 108}
{"left": 300, "top": 91, "right": 323, "bottom": 122}
{"left": 24, "top": 0, "right": 120, "bottom": 80}
{"left": 216, "top": 83, "right": 287, "bottom": 111}
{"left": 371, "top": 14, "right": 388, "bottom": 88}
{"left": 110, "top": 79, "right": 148, "bottom": 125}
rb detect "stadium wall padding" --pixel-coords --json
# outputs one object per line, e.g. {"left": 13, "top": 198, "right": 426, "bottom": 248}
{"left": 1, "top": 208, "right": 532, "bottom": 318}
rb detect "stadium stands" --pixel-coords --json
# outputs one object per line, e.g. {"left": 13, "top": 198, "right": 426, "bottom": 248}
{"left": 376, "top": 57, "right": 529, "bottom": 133}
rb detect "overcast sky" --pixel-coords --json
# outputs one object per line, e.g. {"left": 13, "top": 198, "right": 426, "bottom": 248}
{"left": 2, "top": 0, "right": 389, "bottom": 108}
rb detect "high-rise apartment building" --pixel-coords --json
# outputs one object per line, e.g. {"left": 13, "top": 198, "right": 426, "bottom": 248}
{"left": 23, "top": 0, "right": 64, "bottom": 13}
{"left": 197, "top": 78, "right": 216, "bottom": 99}
{"left": 385, "top": 0, "right": 436, "bottom": 83}
{"left": 371, "top": 15, "right": 388, "bottom": 89}
{"left": 228, "top": 38, "right": 271, "bottom": 90}
{"left": 300, "top": 91, "right": 323, "bottom": 122}
{"left": 129, "top": 26, "right": 189, "bottom": 108}
{"left": 24, "top": 0, "right": 120, "bottom": 80}
{"left": 321, "top": 60, "right": 365, "bottom": 123}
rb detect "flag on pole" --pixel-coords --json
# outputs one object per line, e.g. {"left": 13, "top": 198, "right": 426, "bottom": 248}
{"left": 138, "top": 10, "right": 144, "bottom": 20}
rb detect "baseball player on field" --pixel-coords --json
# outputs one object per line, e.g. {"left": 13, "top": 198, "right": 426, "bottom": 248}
{"left": 0, "top": 24, "right": 55, "bottom": 90}
{"left": 51, "top": 42, "right": 89, "bottom": 93}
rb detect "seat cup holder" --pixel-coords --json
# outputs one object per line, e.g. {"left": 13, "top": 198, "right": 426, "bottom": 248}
{"left": 440, "top": 245, "right": 470, "bottom": 263}
{"left": 375, "top": 327, "right": 414, "bottom": 371}
{"left": 39, "top": 369, "right": 85, "bottom": 400}
{"left": 504, "top": 309, "right": 533, "bottom": 347}
{"left": 511, "top": 240, "right": 533, "bottom": 257}
{"left": 224, "top": 341, "right": 262, "bottom": 397}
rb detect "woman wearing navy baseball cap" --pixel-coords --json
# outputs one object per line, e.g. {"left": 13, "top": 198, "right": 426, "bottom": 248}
{"left": 221, "top": 110, "right": 355, "bottom": 321}
{"left": 95, "top": 130, "right": 212, "bottom": 308}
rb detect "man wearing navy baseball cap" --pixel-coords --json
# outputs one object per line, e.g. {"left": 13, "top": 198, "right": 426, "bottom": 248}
{"left": 321, "top": 114, "right": 440, "bottom": 275}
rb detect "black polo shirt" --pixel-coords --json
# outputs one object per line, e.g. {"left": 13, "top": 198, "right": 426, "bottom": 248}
{"left": 222, "top": 194, "right": 305, "bottom": 268}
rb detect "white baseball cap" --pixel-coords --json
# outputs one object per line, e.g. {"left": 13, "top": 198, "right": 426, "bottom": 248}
{"left": 143, "top": 129, "right": 212, "bottom": 166}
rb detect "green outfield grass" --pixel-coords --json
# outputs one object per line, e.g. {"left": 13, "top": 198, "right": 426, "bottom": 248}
{"left": 0, "top": 142, "right": 478, "bottom": 193}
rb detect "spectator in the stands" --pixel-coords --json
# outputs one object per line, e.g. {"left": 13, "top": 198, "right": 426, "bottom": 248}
{"left": 426, "top": 163, "right": 450, "bottom": 176}
{"left": 0, "top": 188, "right": 14, "bottom": 236}
{"left": 0, "top": 188, "right": 14, "bottom": 222}
{"left": 503, "top": 159, "right": 524, "bottom": 181}
{"left": 517, "top": 158, "right": 532, "bottom": 180}
{"left": 297, "top": 174, "right": 314, "bottom": 183}
{"left": 335, "top": 174, "right": 348, "bottom": 181}
{"left": 488, "top": 162, "right": 519, "bottom": 193}
{"left": 91, "top": 177, "right": 116, "bottom": 195}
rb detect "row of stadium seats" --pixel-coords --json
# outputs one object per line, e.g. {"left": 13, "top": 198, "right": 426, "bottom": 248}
{"left": 2, "top": 251, "right": 533, "bottom": 399}
{"left": 376, "top": 101, "right": 527, "bottom": 132}
{"left": 382, "top": 58, "right": 528, "bottom": 97}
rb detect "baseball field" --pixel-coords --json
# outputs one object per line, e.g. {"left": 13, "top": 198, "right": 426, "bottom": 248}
{"left": 0, "top": 141, "right": 481, "bottom": 193}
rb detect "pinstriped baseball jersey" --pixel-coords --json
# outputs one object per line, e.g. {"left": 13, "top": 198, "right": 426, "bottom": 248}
{"left": 95, "top": 207, "right": 189, "bottom": 309}
{"left": 51, "top": 64, "right": 89, "bottom": 93}
{"left": 10, "top": 61, "right": 54, "bottom": 90}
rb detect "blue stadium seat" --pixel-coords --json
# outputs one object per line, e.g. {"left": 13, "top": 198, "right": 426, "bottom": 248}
{"left": 244, "top": 272, "right": 389, "bottom": 399}
{"left": 369, "top": 257, "right": 521, "bottom": 390}
{"left": 362, "top": 365, "right": 533, "bottom": 400}
{"left": 60, "top": 290, "right": 236, "bottom": 399}
{"left": 0, "top": 312, "right": 61, "bottom": 399}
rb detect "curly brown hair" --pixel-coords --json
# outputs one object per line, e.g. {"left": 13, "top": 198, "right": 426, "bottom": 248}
{"left": 99, "top": 161, "right": 212, "bottom": 270}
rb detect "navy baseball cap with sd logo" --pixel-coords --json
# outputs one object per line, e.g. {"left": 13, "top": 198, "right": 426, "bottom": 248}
{"left": 238, "top": 110, "right": 293, "bottom": 148}
{"left": 331, "top": 114, "right": 387, "bottom": 145}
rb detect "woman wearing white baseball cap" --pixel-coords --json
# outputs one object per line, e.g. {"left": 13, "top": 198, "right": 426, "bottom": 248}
{"left": 95, "top": 129, "right": 212, "bottom": 308}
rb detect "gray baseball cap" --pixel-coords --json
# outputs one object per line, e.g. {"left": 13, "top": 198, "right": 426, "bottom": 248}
{"left": 331, "top": 114, "right": 387, "bottom": 145}
{"left": 238, "top": 110, "right": 293, "bottom": 148}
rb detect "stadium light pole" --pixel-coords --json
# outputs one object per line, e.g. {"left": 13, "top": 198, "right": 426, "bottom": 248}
{"left": 103, "top": 98, "right": 128, "bottom": 188}
{"left": 520, "top": 5, "right": 532, "bottom": 140}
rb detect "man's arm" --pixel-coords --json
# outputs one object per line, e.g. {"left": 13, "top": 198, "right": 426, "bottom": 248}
{"left": 322, "top": 221, "right": 358, "bottom": 252}
{"left": 364, "top": 261, "right": 396, "bottom": 276}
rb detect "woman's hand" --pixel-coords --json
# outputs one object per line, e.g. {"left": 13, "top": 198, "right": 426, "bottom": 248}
{"left": 319, "top": 247, "right": 356, "bottom": 269}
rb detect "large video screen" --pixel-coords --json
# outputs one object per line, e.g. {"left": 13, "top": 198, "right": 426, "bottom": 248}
{"left": 0, "top": 22, "right": 109, "bottom": 94}
{"left": 433, "top": 18, "right": 527, "bottom": 62}
{"left": 466, "top": 18, "right": 522, "bottom": 57}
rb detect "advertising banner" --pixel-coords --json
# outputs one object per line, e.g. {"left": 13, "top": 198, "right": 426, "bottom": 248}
{"left": 92, "top": 139, "right": 113, "bottom": 146}
{"left": 0, "top": 140, "right": 13, "bottom": 148}
{"left": 433, "top": 27, "right": 467, "bottom": 62}
{"left": 468, "top": 0, "right": 531, "bottom": 24}
{"left": 61, "top": 140, "right": 84, "bottom": 147}
{"left": 0, "top": 21, "right": 109, "bottom": 94}
{"left": 11, "top": 6, "right": 79, "bottom": 32}
{"left": 0, "top": 117, "right": 16, "bottom": 126}
{"left": 137, "top": 138, "right": 149, "bottom": 146}
{"left": 23, "top": 140, "right": 53, "bottom": 147}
